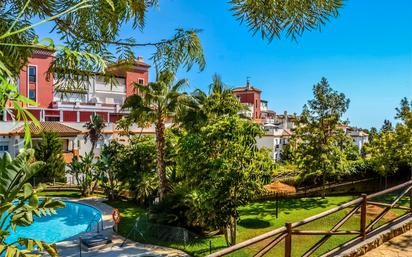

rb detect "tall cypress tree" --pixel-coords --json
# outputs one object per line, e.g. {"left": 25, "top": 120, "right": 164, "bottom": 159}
{"left": 34, "top": 132, "right": 66, "bottom": 182}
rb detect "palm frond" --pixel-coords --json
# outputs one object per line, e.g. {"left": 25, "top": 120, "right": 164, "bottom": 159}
{"left": 229, "top": 0, "right": 343, "bottom": 41}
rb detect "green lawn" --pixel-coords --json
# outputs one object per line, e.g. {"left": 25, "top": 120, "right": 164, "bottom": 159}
{"left": 38, "top": 190, "right": 105, "bottom": 198}
{"left": 39, "top": 191, "right": 408, "bottom": 256}
{"left": 38, "top": 190, "right": 83, "bottom": 198}
{"left": 105, "top": 196, "right": 367, "bottom": 256}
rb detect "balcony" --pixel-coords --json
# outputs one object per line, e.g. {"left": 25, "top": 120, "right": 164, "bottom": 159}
{"left": 263, "top": 118, "right": 275, "bottom": 124}
{"left": 95, "top": 77, "right": 126, "bottom": 94}
{"left": 52, "top": 101, "right": 123, "bottom": 112}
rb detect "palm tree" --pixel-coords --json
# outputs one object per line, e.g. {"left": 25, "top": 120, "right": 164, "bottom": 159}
{"left": 123, "top": 71, "right": 188, "bottom": 201}
{"left": 178, "top": 74, "right": 243, "bottom": 132}
{"left": 84, "top": 113, "right": 106, "bottom": 156}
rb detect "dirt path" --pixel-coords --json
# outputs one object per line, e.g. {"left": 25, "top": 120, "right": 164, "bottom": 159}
{"left": 361, "top": 229, "right": 412, "bottom": 257}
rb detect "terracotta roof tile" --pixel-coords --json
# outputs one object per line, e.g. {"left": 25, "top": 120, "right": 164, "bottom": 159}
{"left": 11, "top": 122, "right": 81, "bottom": 137}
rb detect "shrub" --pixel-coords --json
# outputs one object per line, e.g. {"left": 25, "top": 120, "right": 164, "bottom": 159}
{"left": 34, "top": 131, "right": 66, "bottom": 182}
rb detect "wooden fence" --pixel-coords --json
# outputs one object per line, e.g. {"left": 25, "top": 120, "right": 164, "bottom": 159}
{"left": 207, "top": 180, "right": 412, "bottom": 257}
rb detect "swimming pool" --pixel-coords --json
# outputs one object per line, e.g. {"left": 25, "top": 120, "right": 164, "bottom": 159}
{"left": 5, "top": 201, "right": 102, "bottom": 244}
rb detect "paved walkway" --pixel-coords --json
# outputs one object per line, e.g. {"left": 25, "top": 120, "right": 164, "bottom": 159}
{"left": 362, "top": 229, "right": 412, "bottom": 257}
{"left": 53, "top": 197, "right": 189, "bottom": 257}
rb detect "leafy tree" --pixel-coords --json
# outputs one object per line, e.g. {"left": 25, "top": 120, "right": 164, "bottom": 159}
{"left": 368, "top": 127, "right": 378, "bottom": 142}
{"left": 0, "top": 149, "right": 65, "bottom": 257}
{"left": 34, "top": 132, "right": 66, "bottom": 182}
{"left": 84, "top": 113, "right": 106, "bottom": 156}
{"left": 123, "top": 71, "right": 188, "bottom": 201}
{"left": 2, "top": 0, "right": 342, "bottom": 80}
{"left": 96, "top": 141, "right": 125, "bottom": 201}
{"left": 394, "top": 98, "right": 412, "bottom": 177}
{"left": 68, "top": 153, "right": 98, "bottom": 197}
{"left": 337, "top": 131, "right": 361, "bottom": 161}
{"left": 176, "top": 116, "right": 273, "bottom": 246}
{"left": 291, "top": 77, "right": 351, "bottom": 197}
{"left": 280, "top": 143, "right": 295, "bottom": 164}
{"left": 116, "top": 136, "right": 158, "bottom": 204}
{"left": 135, "top": 173, "right": 158, "bottom": 206}
{"left": 381, "top": 119, "right": 393, "bottom": 132}
{"left": 150, "top": 79, "right": 273, "bottom": 245}
{"left": 368, "top": 130, "right": 398, "bottom": 188}
{"left": 178, "top": 74, "right": 243, "bottom": 132}
{"left": 367, "top": 98, "right": 412, "bottom": 182}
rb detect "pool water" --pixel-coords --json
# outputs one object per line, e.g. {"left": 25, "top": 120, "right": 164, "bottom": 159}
{"left": 4, "top": 201, "right": 101, "bottom": 244}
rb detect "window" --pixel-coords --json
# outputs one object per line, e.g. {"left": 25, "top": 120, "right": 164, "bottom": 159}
{"left": 0, "top": 145, "right": 9, "bottom": 152}
{"left": 138, "top": 78, "right": 144, "bottom": 85}
{"left": 29, "top": 89, "right": 36, "bottom": 101}
{"left": 28, "top": 66, "right": 36, "bottom": 83}
{"left": 45, "top": 116, "right": 60, "bottom": 121}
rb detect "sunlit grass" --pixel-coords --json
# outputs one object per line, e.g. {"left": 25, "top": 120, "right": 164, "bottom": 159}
{"left": 106, "top": 196, "right": 361, "bottom": 256}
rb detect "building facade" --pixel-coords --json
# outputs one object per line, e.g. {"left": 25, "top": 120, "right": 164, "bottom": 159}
{"left": 0, "top": 49, "right": 151, "bottom": 159}
{"left": 256, "top": 125, "right": 292, "bottom": 161}
{"left": 2, "top": 49, "right": 149, "bottom": 123}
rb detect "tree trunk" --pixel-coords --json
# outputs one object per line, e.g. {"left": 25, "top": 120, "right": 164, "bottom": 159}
{"left": 91, "top": 179, "right": 99, "bottom": 195}
{"left": 155, "top": 118, "right": 167, "bottom": 201}
{"left": 231, "top": 216, "right": 237, "bottom": 245}
{"left": 90, "top": 141, "right": 96, "bottom": 156}
{"left": 223, "top": 226, "right": 229, "bottom": 246}
{"left": 322, "top": 172, "right": 326, "bottom": 199}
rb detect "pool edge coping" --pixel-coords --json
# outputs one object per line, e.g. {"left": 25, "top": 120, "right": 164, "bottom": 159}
{"left": 51, "top": 197, "right": 191, "bottom": 257}
{"left": 52, "top": 197, "right": 114, "bottom": 246}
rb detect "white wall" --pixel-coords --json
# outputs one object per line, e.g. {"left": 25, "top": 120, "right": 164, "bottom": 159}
{"left": 256, "top": 136, "right": 276, "bottom": 160}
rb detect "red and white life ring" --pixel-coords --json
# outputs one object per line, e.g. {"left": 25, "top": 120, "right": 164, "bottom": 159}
{"left": 112, "top": 208, "right": 121, "bottom": 224}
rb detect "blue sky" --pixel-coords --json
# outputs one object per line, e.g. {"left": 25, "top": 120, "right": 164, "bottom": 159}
{"left": 37, "top": 0, "right": 412, "bottom": 129}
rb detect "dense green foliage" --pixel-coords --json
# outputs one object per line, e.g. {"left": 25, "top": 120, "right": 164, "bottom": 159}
{"left": 34, "top": 132, "right": 66, "bottom": 182}
{"left": 95, "top": 136, "right": 159, "bottom": 203}
{"left": 174, "top": 116, "right": 273, "bottom": 245}
{"left": 177, "top": 75, "right": 244, "bottom": 132}
{"left": 123, "top": 71, "right": 189, "bottom": 201}
{"left": 68, "top": 153, "right": 98, "bottom": 197}
{"left": 0, "top": 149, "right": 65, "bottom": 257}
{"left": 365, "top": 98, "right": 412, "bottom": 183}
{"left": 117, "top": 137, "right": 158, "bottom": 204}
{"left": 96, "top": 141, "right": 125, "bottom": 201}
{"left": 148, "top": 77, "right": 274, "bottom": 246}
{"left": 289, "top": 78, "right": 357, "bottom": 197}
{"left": 281, "top": 96, "right": 412, "bottom": 189}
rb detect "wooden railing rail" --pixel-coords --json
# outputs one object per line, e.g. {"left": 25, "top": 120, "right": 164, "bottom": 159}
{"left": 207, "top": 180, "right": 412, "bottom": 257}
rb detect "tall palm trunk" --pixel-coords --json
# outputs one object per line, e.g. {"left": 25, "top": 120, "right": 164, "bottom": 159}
{"left": 155, "top": 117, "right": 167, "bottom": 201}
{"left": 90, "top": 141, "right": 96, "bottom": 156}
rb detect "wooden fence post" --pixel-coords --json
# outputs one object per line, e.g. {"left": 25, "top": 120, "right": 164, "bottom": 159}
{"left": 410, "top": 187, "right": 412, "bottom": 213}
{"left": 360, "top": 194, "right": 367, "bottom": 239}
{"left": 285, "top": 222, "right": 292, "bottom": 257}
